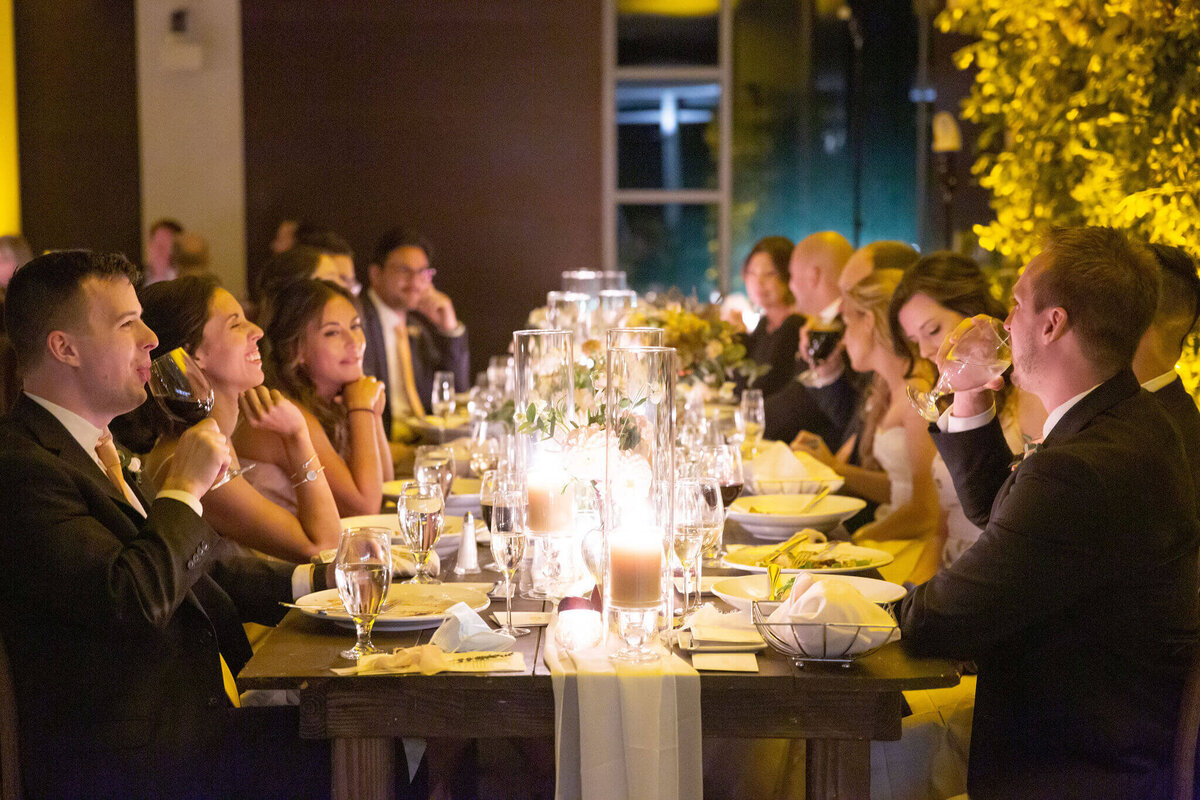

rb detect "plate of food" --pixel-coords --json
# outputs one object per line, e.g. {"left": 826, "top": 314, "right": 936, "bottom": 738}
{"left": 712, "top": 573, "right": 905, "bottom": 612}
{"left": 340, "top": 514, "right": 481, "bottom": 559}
{"left": 294, "top": 583, "right": 490, "bottom": 631}
{"left": 727, "top": 494, "right": 867, "bottom": 538}
{"left": 723, "top": 540, "right": 893, "bottom": 574}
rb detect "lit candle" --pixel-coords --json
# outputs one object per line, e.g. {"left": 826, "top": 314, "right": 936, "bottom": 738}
{"left": 609, "top": 532, "right": 662, "bottom": 608}
{"left": 527, "top": 472, "right": 575, "bottom": 533}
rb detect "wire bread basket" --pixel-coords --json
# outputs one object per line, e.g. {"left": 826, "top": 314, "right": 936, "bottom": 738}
{"left": 751, "top": 601, "right": 900, "bottom": 667}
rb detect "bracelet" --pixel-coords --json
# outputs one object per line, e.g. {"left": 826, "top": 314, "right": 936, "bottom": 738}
{"left": 290, "top": 455, "right": 325, "bottom": 488}
{"left": 347, "top": 407, "right": 374, "bottom": 413}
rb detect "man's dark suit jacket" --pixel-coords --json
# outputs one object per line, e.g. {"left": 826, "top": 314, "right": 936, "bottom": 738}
{"left": 1154, "top": 377, "right": 1200, "bottom": 508}
{"left": 763, "top": 362, "right": 863, "bottom": 452}
{"left": 0, "top": 396, "right": 297, "bottom": 798}
{"left": 361, "top": 293, "right": 470, "bottom": 434}
{"left": 901, "top": 370, "right": 1200, "bottom": 800}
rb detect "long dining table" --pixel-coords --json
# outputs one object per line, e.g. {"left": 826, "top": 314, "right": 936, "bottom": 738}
{"left": 239, "top": 522, "right": 960, "bottom": 800}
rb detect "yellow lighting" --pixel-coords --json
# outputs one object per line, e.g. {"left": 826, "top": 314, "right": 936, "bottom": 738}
{"left": 618, "top": 0, "right": 720, "bottom": 16}
{"left": 0, "top": 0, "right": 18, "bottom": 233}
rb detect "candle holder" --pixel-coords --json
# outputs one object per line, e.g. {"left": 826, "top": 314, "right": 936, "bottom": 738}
{"left": 603, "top": 345, "right": 676, "bottom": 661}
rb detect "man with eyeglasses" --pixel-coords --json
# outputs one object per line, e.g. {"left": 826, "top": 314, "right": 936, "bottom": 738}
{"left": 363, "top": 227, "right": 470, "bottom": 437}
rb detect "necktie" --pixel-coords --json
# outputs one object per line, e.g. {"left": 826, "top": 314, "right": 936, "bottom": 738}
{"left": 94, "top": 432, "right": 146, "bottom": 516}
{"left": 395, "top": 320, "right": 427, "bottom": 417}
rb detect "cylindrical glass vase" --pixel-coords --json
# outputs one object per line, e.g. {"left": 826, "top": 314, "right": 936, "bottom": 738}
{"left": 605, "top": 327, "right": 663, "bottom": 350}
{"left": 603, "top": 345, "right": 676, "bottom": 661}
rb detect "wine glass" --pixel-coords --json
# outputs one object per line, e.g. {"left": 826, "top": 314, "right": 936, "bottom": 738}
{"left": 397, "top": 481, "right": 444, "bottom": 584}
{"left": 907, "top": 316, "right": 1012, "bottom": 422}
{"left": 707, "top": 405, "right": 745, "bottom": 447}
{"left": 740, "top": 389, "right": 766, "bottom": 458}
{"left": 334, "top": 526, "right": 393, "bottom": 659}
{"left": 674, "top": 476, "right": 722, "bottom": 618}
{"left": 414, "top": 445, "right": 456, "bottom": 501}
{"left": 490, "top": 486, "right": 531, "bottom": 637}
{"left": 148, "top": 347, "right": 250, "bottom": 490}
{"left": 431, "top": 370, "right": 456, "bottom": 442}
{"left": 695, "top": 443, "right": 740, "bottom": 563}
{"left": 467, "top": 435, "right": 500, "bottom": 478}
{"left": 797, "top": 318, "right": 845, "bottom": 387}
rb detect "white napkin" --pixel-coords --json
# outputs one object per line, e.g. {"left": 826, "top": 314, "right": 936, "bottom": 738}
{"left": 766, "top": 574, "right": 899, "bottom": 658}
{"left": 750, "top": 441, "right": 840, "bottom": 484}
{"left": 429, "top": 601, "right": 515, "bottom": 653}
{"left": 545, "top": 625, "right": 702, "bottom": 800}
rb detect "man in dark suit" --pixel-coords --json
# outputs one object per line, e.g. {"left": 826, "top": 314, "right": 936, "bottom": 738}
{"left": 361, "top": 228, "right": 470, "bottom": 435}
{"left": 0, "top": 251, "right": 332, "bottom": 798}
{"left": 901, "top": 227, "right": 1200, "bottom": 799}
{"left": 1134, "top": 243, "right": 1200, "bottom": 506}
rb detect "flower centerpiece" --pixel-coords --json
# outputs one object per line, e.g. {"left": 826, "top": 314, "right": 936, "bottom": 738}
{"left": 624, "top": 300, "right": 767, "bottom": 391}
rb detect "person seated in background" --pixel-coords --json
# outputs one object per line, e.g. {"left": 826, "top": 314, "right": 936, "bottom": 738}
{"left": 889, "top": 251, "right": 1046, "bottom": 583}
{"left": 763, "top": 231, "right": 859, "bottom": 447}
{"left": 902, "top": 226, "right": 1199, "bottom": 799}
{"left": 270, "top": 217, "right": 299, "bottom": 254}
{"left": 0, "top": 233, "right": 33, "bottom": 415}
{"left": 1134, "top": 243, "right": 1200, "bottom": 507}
{"left": 142, "top": 217, "right": 181, "bottom": 285}
{"left": 249, "top": 244, "right": 337, "bottom": 322}
{"left": 294, "top": 225, "right": 361, "bottom": 295}
{"left": 0, "top": 250, "right": 335, "bottom": 798}
{"left": 793, "top": 263, "right": 940, "bottom": 582}
{"left": 235, "top": 279, "right": 393, "bottom": 517}
{"left": 363, "top": 227, "right": 469, "bottom": 436}
{"left": 174, "top": 230, "right": 213, "bottom": 279}
{"left": 135, "top": 276, "right": 342, "bottom": 563}
{"left": 735, "top": 235, "right": 802, "bottom": 397}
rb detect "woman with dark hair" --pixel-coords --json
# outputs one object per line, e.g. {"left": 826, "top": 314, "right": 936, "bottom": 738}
{"left": 888, "top": 251, "right": 1045, "bottom": 581}
{"left": 234, "top": 279, "right": 392, "bottom": 516}
{"left": 250, "top": 244, "right": 347, "bottom": 321}
{"left": 738, "top": 236, "right": 803, "bottom": 396}
{"left": 136, "top": 276, "right": 341, "bottom": 562}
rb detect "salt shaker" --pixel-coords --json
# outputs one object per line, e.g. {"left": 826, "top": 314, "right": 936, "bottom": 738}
{"left": 454, "top": 511, "right": 481, "bottom": 575}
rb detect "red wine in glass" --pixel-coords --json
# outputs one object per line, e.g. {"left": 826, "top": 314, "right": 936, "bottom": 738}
{"left": 160, "top": 395, "right": 214, "bottom": 426}
{"left": 806, "top": 322, "right": 845, "bottom": 365}
{"left": 719, "top": 482, "right": 743, "bottom": 507}
{"left": 481, "top": 501, "right": 494, "bottom": 530}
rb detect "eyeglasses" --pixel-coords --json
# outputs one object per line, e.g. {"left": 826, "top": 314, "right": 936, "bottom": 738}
{"left": 392, "top": 266, "right": 436, "bottom": 280}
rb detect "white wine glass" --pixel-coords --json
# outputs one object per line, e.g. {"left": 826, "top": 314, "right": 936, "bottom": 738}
{"left": 490, "top": 486, "right": 531, "bottom": 637}
{"left": 334, "top": 526, "right": 393, "bottom": 660}
{"left": 740, "top": 389, "right": 766, "bottom": 458}
{"left": 907, "top": 316, "right": 1011, "bottom": 422}
{"left": 431, "top": 370, "right": 456, "bottom": 443}
{"left": 414, "top": 445, "right": 456, "bottom": 501}
{"left": 398, "top": 481, "right": 444, "bottom": 584}
{"left": 674, "top": 477, "right": 721, "bottom": 619}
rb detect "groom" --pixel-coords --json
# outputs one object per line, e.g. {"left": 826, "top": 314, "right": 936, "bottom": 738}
{"left": 900, "top": 226, "right": 1200, "bottom": 800}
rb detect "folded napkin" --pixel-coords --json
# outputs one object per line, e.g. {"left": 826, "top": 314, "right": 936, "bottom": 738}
{"left": 316, "top": 544, "right": 440, "bottom": 578}
{"left": 688, "top": 601, "right": 755, "bottom": 632}
{"left": 332, "top": 644, "right": 525, "bottom": 676}
{"left": 750, "top": 441, "right": 841, "bottom": 485}
{"left": 430, "top": 601, "right": 515, "bottom": 653}
{"left": 545, "top": 623, "right": 702, "bottom": 800}
{"left": 766, "top": 574, "right": 899, "bottom": 658}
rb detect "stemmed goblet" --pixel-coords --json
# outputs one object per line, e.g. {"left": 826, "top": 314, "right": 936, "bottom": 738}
{"left": 414, "top": 445, "right": 456, "bottom": 501}
{"left": 490, "top": 486, "right": 531, "bottom": 637}
{"left": 740, "top": 389, "right": 766, "bottom": 458}
{"left": 334, "top": 526, "right": 393, "bottom": 660}
{"left": 430, "top": 370, "right": 456, "bottom": 443}
{"left": 397, "top": 481, "right": 444, "bottom": 584}
{"left": 907, "top": 316, "right": 1011, "bottom": 422}
{"left": 695, "top": 443, "right": 739, "bottom": 564}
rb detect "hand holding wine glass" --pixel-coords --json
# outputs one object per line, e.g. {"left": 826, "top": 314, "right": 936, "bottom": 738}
{"left": 908, "top": 315, "right": 1011, "bottom": 422}
{"left": 160, "top": 417, "right": 232, "bottom": 498}
{"left": 797, "top": 318, "right": 846, "bottom": 386}
{"left": 334, "top": 526, "right": 393, "bottom": 660}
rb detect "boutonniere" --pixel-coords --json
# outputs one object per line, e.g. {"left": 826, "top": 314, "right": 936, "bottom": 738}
{"left": 117, "top": 447, "right": 142, "bottom": 478}
{"left": 406, "top": 324, "right": 422, "bottom": 338}
{"left": 1009, "top": 438, "right": 1044, "bottom": 471}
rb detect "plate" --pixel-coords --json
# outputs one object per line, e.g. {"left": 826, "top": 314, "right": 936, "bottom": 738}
{"left": 744, "top": 476, "right": 845, "bottom": 496}
{"left": 295, "top": 584, "right": 490, "bottom": 631}
{"left": 340, "top": 514, "right": 481, "bottom": 559}
{"left": 723, "top": 541, "right": 893, "bottom": 574}
{"left": 404, "top": 414, "right": 471, "bottom": 442}
{"left": 727, "top": 494, "right": 867, "bottom": 538}
{"left": 712, "top": 573, "right": 905, "bottom": 613}
{"left": 382, "top": 478, "right": 481, "bottom": 513}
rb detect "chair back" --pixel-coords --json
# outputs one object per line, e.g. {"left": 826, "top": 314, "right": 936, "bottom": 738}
{"left": 1173, "top": 645, "right": 1200, "bottom": 800}
{"left": 0, "top": 636, "right": 21, "bottom": 800}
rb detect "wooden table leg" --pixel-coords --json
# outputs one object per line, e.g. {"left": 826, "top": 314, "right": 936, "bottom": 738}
{"left": 332, "top": 737, "right": 395, "bottom": 800}
{"left": 806, "top": 738, "right": 871, "bottom": 800}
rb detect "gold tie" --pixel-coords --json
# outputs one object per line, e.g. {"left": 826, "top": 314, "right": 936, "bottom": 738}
{"left": 94, "top": 432, "right": 145, "bottom": 515}
{"left": 395, "top": 320, "right": 427, "bottom": 417}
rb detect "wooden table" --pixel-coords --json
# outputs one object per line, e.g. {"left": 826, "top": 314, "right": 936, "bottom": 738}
{"left": 241, "top": 528, "right": 959, "bottom": 800}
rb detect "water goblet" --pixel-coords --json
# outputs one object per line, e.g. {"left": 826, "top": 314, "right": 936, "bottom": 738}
{"left": 674, "top": 476, "right": 722, "bottom": 618}
{"left": 398, "top": 481, "right": 444, "bottom": 584}
{"left": 414, "top": 445, "right": 456, "bottom": 501}
{"left": 907, "top": 316, "right": 1011, "bottom": 422}
{"left": 431, "top": 370, "right": 456, "bottom": 442}
{"left": 334, "top": 526, "right": 393, "bottom": 659}
{"left": 490, "top": 487, "right": 531, "bottom": 637}
{"left": 695, "top": 443, "right": 739, "bottom": 563}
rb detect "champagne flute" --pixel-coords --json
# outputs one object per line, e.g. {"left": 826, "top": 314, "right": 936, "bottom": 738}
{"left": 740, "top": 389, "right": 765, "bottom": 458}
{"left": 398, "top": 481, "right": 444, "bottom": 584}
{"left": 674, "top": 477, "right": 721, "bottom": 618}
{"left": 907, "top": 316, "right": 1012, "bottom": 422}
{"left": 334, "top": 526, "right": 393, "bottom": 659}
{"left": 431, "top": 370, "right": 456, "bottom": 443}
{"left": 490, "top": 487, "right": 531, "bottom": 637}
{"left": 148, "top": 347, "right": 251, "bottom": 490}
{"left": 414, "top": 445, "right": 456, "bottom": 501}
{"left": 707, "top": 405, "right": 745, "bottom": 447}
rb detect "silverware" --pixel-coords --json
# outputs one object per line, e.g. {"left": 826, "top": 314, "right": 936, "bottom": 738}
{"left": 761, "top": 531, "right": 811, "bottom": 565}
{"left": 795, "top": 485, "right": 831, "bottom": 515}
{"left": 767, "top": 562, "right": 783, "bottom": 601}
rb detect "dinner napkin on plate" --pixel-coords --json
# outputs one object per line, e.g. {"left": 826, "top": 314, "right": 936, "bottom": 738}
{"left": 316, "top": 544, "right": 440, "bottom": 578}
{"left": 430, "top": 602, "right": 515, "bottom": 653}
{"left": 749, "top": 441, "right": 841, "bottom": 484}
{"left": 332, "top": 644, "right": 525, "bottom": 676}
{"left": 766, "top": 574, "right": 899, "bottom": 657}
{"left": 686, "top": 601, "right": 758, "bottom": 642}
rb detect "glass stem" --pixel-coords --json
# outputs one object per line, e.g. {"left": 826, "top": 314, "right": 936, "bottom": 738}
{"left": 505, "top": 571, "right": 514, "bottom": 633}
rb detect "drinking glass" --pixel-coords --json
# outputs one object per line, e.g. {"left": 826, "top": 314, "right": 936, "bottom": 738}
{"left": 431, "top": 370, "right": 456, "bottom": 442}
{"left": 695, "top": 443, "right": 740, "bottom": 562}
{"left": 707, "top": 405, "right": 745, "bottom": 447}
{"left": 414, "top": 445, "right": 456, "bottom": 501}
{"left": 674, "top": 477, "right": 722, "bottom": 618}
{"left": 148, "top": 347, "right": 250, "bottom": 489}
{"left": 490, "top": 487, "right": 531, "bottom": 637}
{"left": 334, "top": 526, "right": 393, "bottom": 659}
{"left": 467, "top": 435, "right": 501, "bottom": 478}
{"left": 797, "top": 318, "right": 846, "bottom": 387}
{"left": 487, "top": 355, "right": 514, "bottom": 395}
{"left": 907, "top": 316, "right": 1012, "bottom": 422}
{"left": 398, "top": 481, "right": 445, "bottom": 584}
{"left": 740, "top": 389, "right": 766, "bottom": 458}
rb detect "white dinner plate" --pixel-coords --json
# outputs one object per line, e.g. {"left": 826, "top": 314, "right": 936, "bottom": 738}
{"left": 383, "top": 478, "right": 481, "bottom": 509}
{"left": 727, "top": 494, "right": 867, "bottom": 538}
{"left": 295, "top": 584, "right": 490, "bottom": 631}
{"left": 711, "top": 573, "right": 905, "bottom": 613}
{"left": 341, "top": 513, "right": 480, "bottom": 559}
{"left": 723, "top": 541, "right": 893, "bottom": 574}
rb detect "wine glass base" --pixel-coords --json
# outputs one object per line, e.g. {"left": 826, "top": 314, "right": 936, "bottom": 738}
{"left": 406, "top": 575, "right": 441, "bottom": 584}
{"left": 340, "top": 643, "right": 379, "bottom": 660}
{"left": 499, "top": 625, "right": 531, "bottom": 638}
